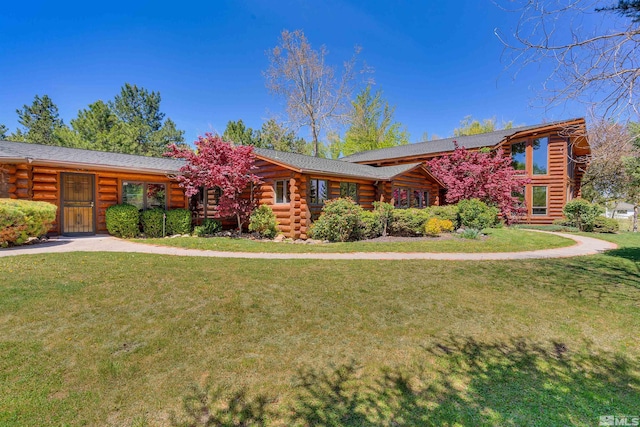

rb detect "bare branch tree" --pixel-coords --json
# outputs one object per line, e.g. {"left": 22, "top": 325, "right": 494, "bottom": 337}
{"left": 264, "top": 29, "right": 365, "bottom": 157}
{"left": 496, "top": 0, "right": 640, "bottom": 119}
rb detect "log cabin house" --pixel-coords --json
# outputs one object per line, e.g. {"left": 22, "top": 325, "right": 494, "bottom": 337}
{"left": 0, "top": 118, "right": 590, "bottom": 237}
{"left": 342, "top": 118, "right": 590, "bottom": 224}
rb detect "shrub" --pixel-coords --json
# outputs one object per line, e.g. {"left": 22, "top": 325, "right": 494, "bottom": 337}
{"left": 141, "top": 208, "right": 166, "bottom": 238}
{"left": 0, "top": 199, "right": 57, "bottom": 247}
{"left": 461, "top": 228, "right": 481, "bottom": 239}
{"left": 457, "top": 199, "right": 499, "bottom": 230}
{"left": 166, "top": 209, "right": 192, "bottom": 235}
{"left": 389, "top": 208, "right": 430, "bottom": 236}
{"left": 106, "top": 203, "right": 140, "bottom": 238}
{"left": 193, "top": 218, "right": 222, "bottom": 237}
{"left": 426, "top": 205, "right": 460, "bottom": 229}
{"left": 562, "top": 199, "right": 604, "bottom": 232}
{"left": 360, "top": 210, "right": 383, "bottom": 239}
{"left": 249, "top": 205, "right": 279, "bottom": 239}
{"left": 310, "top": 198, "right": 363, "bottom": 242}
{"left": 592, "top": 216, "right": 619, "bottom": 233}
{"left": 424, "top": 217, "right": 454, "bottom": 236}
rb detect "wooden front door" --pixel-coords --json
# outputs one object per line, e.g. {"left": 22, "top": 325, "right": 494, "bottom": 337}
{"left": 61, "top": 173, "right": 95, "bottom": 234}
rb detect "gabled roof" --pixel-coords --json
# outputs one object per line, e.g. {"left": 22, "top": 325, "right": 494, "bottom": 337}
{"left": 253, "top": 147, "right": 439, "bottom": 182}
{"left": 0, "top": 140, "right": 185, "bottom": 174}
{"left": 341, "top": 119, "right": 586, "bottom": 163}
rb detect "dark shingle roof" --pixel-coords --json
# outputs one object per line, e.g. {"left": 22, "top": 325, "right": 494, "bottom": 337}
{"left": 254, "top": 148, "right": 424, "bottom": 180}
{"left": 341, "top": 120, "right": 580, "bottom": 163}
{"left": 0, "top": 140, "right": 185, "bottom": 173}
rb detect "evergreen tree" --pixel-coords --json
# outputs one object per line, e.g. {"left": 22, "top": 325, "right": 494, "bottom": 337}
{"left": 12, "top": 95, "right": 68, "bottom": 145}
{"left": 0, "top": 124, "right": 8, "bottom": 140}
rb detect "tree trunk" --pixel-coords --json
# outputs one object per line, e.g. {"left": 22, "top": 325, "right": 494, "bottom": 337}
{"left": 237, "top": 213, "right": 242, "bottom": 234}
{"left": 633, "top": 204, "right": 638, "bottom": 233}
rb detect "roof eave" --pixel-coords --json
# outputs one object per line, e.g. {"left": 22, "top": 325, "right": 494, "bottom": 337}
{"left": 1, "top": 157, "right": 182, "bottom": 176}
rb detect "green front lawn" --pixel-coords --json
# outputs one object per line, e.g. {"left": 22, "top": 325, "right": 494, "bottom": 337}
{"left": 1, "top": 233, "right": 639, "bottom": 426}
{"left": 134, "top": 228, "right": 574, "bottom": 253}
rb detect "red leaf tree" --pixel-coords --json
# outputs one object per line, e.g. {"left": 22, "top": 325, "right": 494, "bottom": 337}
{"left": 166, "top": 134, "right": 262, "bottom": 231}
{"left": 427, "top": 144, "right": 530, "bottom": 223}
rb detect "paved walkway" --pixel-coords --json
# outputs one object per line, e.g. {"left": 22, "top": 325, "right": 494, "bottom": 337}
{"left": 0, "top": 231, "right": 617, "bottom": 260}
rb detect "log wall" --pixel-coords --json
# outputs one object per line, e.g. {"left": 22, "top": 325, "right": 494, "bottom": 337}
{"left": 0, "top": 161, "right": 187, "bottom": 234}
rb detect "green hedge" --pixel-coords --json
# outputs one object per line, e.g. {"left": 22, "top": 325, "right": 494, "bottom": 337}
{"left": 105, "top": 204, "right": 140, "bottom": 238}
{"left": 0, "top": 199, "right": 57, "bottom": 247}
{"left": 141, "top": 208, "right": 166, "bottom": 238}
{"left": 166, "top": 209, "right": 192, "bottom": 235}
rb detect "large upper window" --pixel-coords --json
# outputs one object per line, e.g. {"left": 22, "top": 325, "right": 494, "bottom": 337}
{"left": 339, "top": 182, "right": 358, "bottom": 201}
{"left": 511, "top": 141, "right": 527, "bottom": 171}
{"left": 122, "top": 182, "right": 166, "bottom": 210}
{"left": 309, "top": 179, "right": 328, "bottom": 205}
{"left": 532, "top": 186, "right": 548, "bottom": 215}
{"left": 275, "top": 180, "right": 289, "bottom": 204}
{"left": 532, "top": 137, "right": 549, "bottom": 175}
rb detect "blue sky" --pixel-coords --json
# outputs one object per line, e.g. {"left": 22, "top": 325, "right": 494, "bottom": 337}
{"left": 0, "top": 0, "right": 588, "bottom": 145}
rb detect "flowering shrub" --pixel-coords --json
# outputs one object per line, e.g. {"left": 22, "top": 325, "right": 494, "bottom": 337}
{"left": 424, "top": 217, "right": 454, "bottom": 236}
{"left": 427, "top": 144, "right": 530, "bottom": 223}
{"left": 167, "top": 134, "right": 261, "bottom": 231}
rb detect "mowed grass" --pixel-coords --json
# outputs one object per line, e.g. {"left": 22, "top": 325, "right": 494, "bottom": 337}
{"left": 0, "top": 233, "right": 639, "bottom": 426}
{"left": 135, "top": 227, "right": 574, "bottom": 253}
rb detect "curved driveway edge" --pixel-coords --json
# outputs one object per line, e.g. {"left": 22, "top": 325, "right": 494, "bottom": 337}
{"left": 0, "top": 231, "right": 617, "bottom": 260}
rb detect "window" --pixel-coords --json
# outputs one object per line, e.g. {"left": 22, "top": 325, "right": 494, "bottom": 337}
{"left": 122, "top": 181, "right": 166, "bottom": 210}
{"left": 411, "top": 190, "right": 430, "bottom": 208}
{"left": 340, "top": 182, "right": 358, "bottom": 200}
{"left": 511, "top": 141, "right": 527, "bottom": 171}
{"left": 532, "top": 186, "right": 548, "bottom": 215}
{"left": 393, "top": 187, "right": 410, "bottom": 209}
{"left": 532, "top": 137, "right": 549, "bottom": 175}
{"left": 309, "top": 179, "right": 328, "bottom": 205}
{"left": 275, "top": 180, "right": 289, "bottom": 204}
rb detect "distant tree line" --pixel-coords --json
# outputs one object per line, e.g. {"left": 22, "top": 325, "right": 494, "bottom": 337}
{"left": 1, "top": 83, "right": 185, "bottom": 157}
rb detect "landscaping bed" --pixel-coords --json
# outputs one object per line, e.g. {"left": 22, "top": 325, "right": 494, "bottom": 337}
{"left": 133, "top": 228, "right": 574, "bottom": 253}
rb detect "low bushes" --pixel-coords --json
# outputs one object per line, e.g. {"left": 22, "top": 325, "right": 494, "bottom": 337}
{"left": 424, "top": 218, "right": 454, "bottom": 236}
{"left": 0, "top": 199, "right": 57, "bottom": 247}
{"left": 457, "top": 199, "right": 498, "bottom": 231}
{"left": 166, "top": 209, "right": 192, "bottom": 235}
{"left": 249, "top": 205, "right": 279, "bottom": 239}
{"left": 311, "top": 198, "right": 468, "bottom": 242}
{"left": 592, "top": 216, "right": 619, "bottom": 233}
{"left": 310, "top": 198, "right": 364, "bottom": 242}
{"left": 141, "top": 208, "right": 166, "bottom": 238}
{"left": 562, "top": 199, "right": 604, "bottom": 232}
{"left": 106, "top": 204, "right": 140, "bottom": 238}
{"left": 106, "top": 205, "right": 194, "bottom": 238}
{"left": 193, "top": 218, "right": 222, "bottom": 237}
